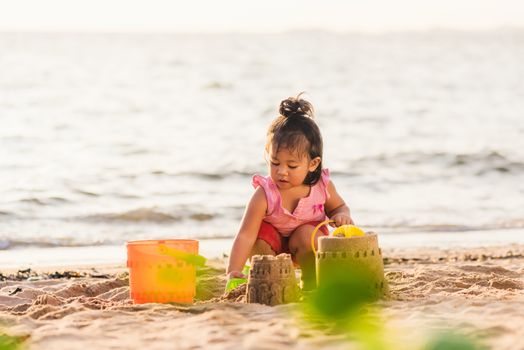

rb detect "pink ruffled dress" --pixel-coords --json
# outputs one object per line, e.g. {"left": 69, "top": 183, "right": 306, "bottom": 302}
{"left": 252, "top": 168, "right": 331, "bottom": 236}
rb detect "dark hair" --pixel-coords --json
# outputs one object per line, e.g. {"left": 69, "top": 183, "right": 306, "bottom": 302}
{"left": 265, "top": 92, "right": 323, "bottom": 185}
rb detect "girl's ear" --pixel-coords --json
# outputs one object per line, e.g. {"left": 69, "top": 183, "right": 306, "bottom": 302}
{"left": 308, "top": 157, "right": 321, "bottom": 172}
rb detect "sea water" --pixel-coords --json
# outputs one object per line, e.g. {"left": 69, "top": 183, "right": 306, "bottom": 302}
{"left": 0, "top": 30, "right": 523, "bottom": 263}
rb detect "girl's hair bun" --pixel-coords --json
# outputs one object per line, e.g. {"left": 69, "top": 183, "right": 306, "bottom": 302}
{"left": 279, "top": 92, "right": 315, "bottom": 119}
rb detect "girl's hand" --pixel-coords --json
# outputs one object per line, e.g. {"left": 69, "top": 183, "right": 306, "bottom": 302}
{"left": 227, "top": 270, "right": 247, "bottom": 280}
{"left": 330, "top": 213, "right": 354, "bottom": 227}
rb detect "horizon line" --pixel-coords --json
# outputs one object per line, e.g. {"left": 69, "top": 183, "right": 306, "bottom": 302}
{"left": 1, "top": 25, "right": 523, "bottom": 36}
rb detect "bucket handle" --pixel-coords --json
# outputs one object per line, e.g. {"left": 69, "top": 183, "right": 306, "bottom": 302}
{"left": 310, "top": 219, "right": 334, "bottom": 256}
{"left": 158, "top": 243, "right": 207, "bottom": 267}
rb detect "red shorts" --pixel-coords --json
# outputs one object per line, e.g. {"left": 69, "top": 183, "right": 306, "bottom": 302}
{"left": 257, "top": 221, "right": 329, "bottom": 254}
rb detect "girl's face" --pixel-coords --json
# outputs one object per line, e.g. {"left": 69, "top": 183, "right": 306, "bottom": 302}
{"left": 267, "top": 144, "right": 320, "bottom": 190}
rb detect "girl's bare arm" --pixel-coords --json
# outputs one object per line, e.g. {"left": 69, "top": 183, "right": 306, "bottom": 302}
{"left": 324, "top": 180, "right": 354, "bottom": 227}
{"left": 226, "top": 187, "right": 267, "bottom": 276}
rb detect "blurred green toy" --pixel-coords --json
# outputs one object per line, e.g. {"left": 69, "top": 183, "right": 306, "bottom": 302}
{"left": 225, "top": 265, "right": 250, "bottom": 292}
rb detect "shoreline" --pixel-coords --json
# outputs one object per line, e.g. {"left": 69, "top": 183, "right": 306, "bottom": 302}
{"left": 0, "top": 243, "right": 522, "bottom": 349}
{"left": 0, "top": 229, "right": 522, "bottom": 269}
{"left": 0, "top": 238, "right": 233, "bottom": 270}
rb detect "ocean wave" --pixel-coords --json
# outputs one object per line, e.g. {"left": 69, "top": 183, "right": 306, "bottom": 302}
{"left": 0, "top": 238, "right": 114, "bottom": 250}
{"left": 152, "top": 170, "right": 255, "bottom": 180}
{"left": 81, "top": 208, "right": 216, "bottom": 223}
{"left": 19, "top": 196, "right": 70, "bottom": 206}
{"left": 189, "top": 213, "right": 215, "bottom": 221}
{"left": 20, "top": 198, "right": 46, "bottom": 205}
{"left": 352, "top": 151, "right": 524, "bottom": 175}
{"left": 83, "top": 208, "right": 182, "bottom": 223}
{"left": 0, "top": 233, "right": 238, "bottom": 251}
{"left": 0, "top": 220, "right": 521, "bottom": 251}
{"left": 73, "top": 189, "right": 100, "bottom": 197}
{"left": 369, "top": 220, "right": 524, "bottom": 233}
{"left": 453, "top": 152, "right": 524, "bottom": 175}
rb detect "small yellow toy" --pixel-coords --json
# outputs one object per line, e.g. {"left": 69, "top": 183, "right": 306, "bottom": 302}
{"left": 331, "top": 224, "right": 366, "bottom": 238}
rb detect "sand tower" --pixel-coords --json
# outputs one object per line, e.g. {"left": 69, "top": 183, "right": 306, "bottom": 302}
{"left": 316, "top": 233, "right": 387, "bottom": 299}
{"left": 246, "top": 254, "right": 300, "bottom": 306}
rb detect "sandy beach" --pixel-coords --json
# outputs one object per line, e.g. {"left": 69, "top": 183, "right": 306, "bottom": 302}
{"left": 0, "top": 243, "right": 522, "bottom": 350}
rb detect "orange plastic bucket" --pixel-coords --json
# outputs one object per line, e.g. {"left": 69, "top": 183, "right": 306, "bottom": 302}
{"left": 126, "top": 239, "right": 199, "bottom": 304}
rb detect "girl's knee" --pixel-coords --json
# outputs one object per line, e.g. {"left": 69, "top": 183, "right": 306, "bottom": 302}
{"left": 289, "top": 225, "right": 316, "bottom": 254}
{"left": 250, "top": 239, "right": 276, "bottom": 258}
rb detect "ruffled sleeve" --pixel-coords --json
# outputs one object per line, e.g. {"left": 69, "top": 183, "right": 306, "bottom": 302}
{"left": 252, "top": 174, "right": 274, "bottom": 215}
{"left": 319, "top": 168, "right": 331, "bottom": 201}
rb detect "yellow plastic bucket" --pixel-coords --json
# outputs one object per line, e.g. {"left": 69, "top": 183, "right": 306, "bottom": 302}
{"left": 126, "top": 239, "right": 200, "bottom": 304}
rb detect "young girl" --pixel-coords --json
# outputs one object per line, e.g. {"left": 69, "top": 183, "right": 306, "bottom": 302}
{"left": 226, "top": 93, "right": 354, "bottom": 290}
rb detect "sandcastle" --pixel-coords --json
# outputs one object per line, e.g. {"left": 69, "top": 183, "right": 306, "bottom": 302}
{"left": 316, "top": 233, "right": 387, "bottom": 299}
{"left": 246, "top": 254, "right": 300, "bottom": 306}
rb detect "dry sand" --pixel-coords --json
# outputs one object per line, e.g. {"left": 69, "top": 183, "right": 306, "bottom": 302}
{"left": 0, "top": 244, "right": 523, "bottom": 349}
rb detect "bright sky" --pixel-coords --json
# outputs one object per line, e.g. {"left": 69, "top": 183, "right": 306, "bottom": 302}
{"left": 1, "top": 0, "right": 523, "bottom": 33}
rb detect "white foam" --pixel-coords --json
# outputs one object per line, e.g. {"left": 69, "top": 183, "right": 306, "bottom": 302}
{"left": 0, "top": 238, "right": 232, "bottom": 269}
{"left": 0, "top": 230, "right": 522, "bottom": 270}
